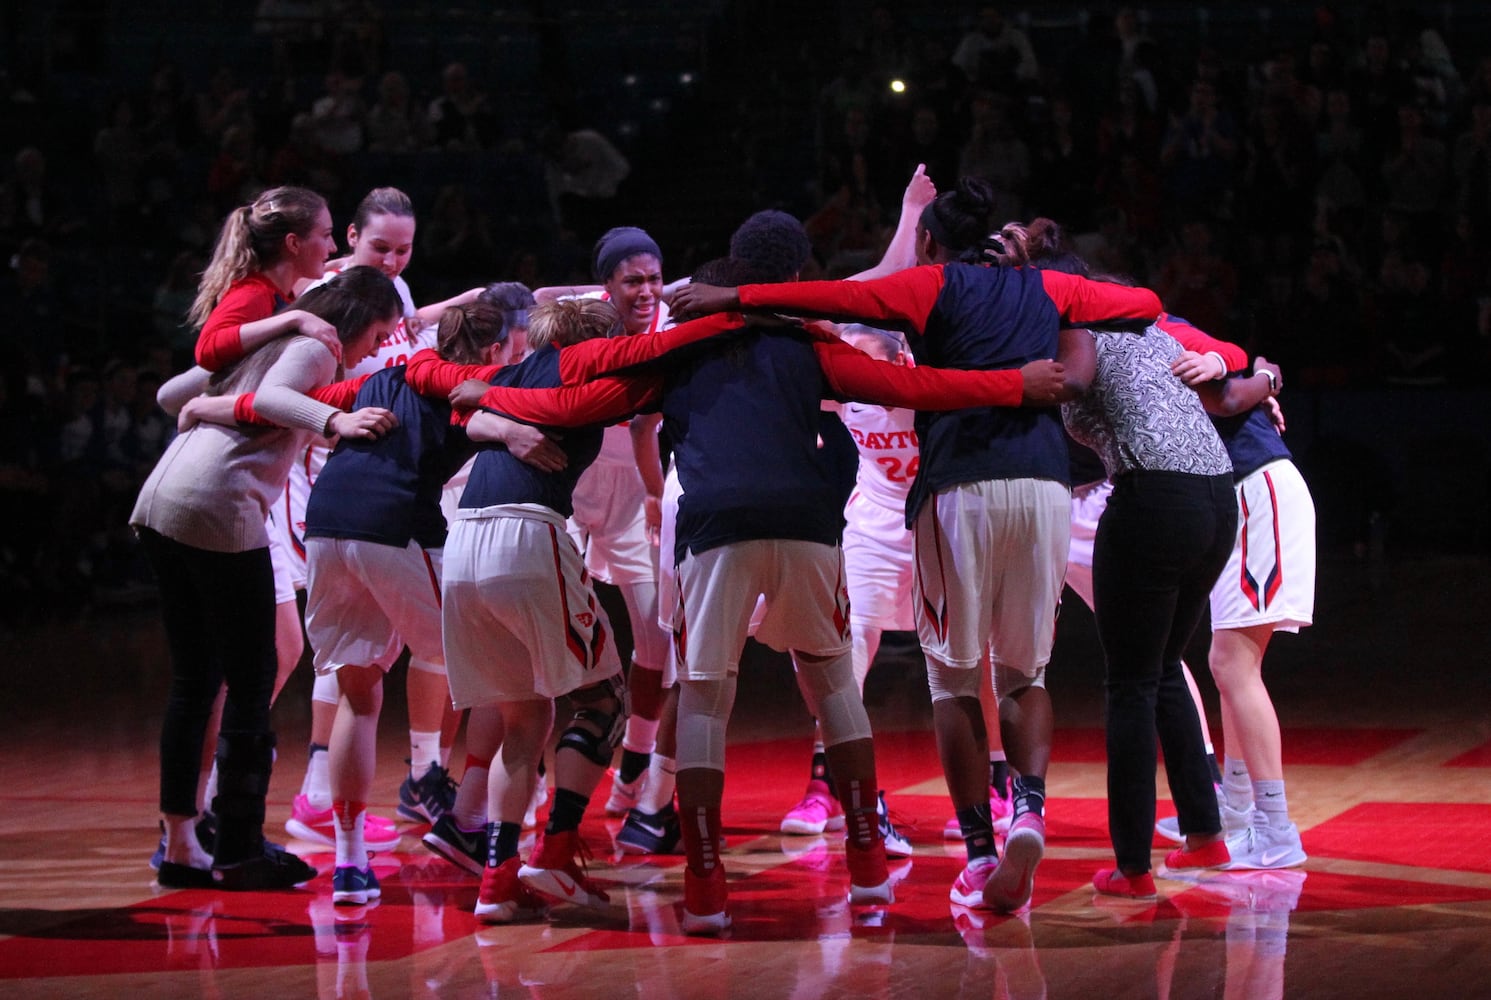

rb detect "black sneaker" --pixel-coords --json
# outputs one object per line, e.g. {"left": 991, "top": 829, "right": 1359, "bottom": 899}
{"left": 398, "top": 763, "right": 458, "bottom": 823}
{"left": 213, "top": 844, "right": 317, "bottom": 891}
{"left": 422, "top": 814, "right": 485, "bottom": 876}
{"left": 615, "top": 804, "right": 683, "bottom": 855}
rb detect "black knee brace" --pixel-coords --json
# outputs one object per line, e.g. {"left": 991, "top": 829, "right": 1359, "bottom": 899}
{"left": 558, "top": 673, "right": 628, "bottom": 766}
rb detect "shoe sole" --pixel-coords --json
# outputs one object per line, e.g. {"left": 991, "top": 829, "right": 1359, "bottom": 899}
{"left": 1221, "top": 849, "right": 1308, "bottom": 871}
{"left": 285, "top": 818, "right": 402, "bottom": 853}
{"left": 333, "top": 889, "right": 377, "bottom": 906}
{"left": 518, "top": 865, "right": 609, "bottom": 909}
{"left": 423, "top": 833, "right": 484, "bottom": 876}
{"left": 780, "top": 815, "right": 846, "bottom": 835}
{"left": 983, "top": 826, "right": 1044, "bottom": 912}
{"left": 681, "top": 909, "right": 731, "bottom": 935}
{"left": 474, "top": 899, "right": 545, "bottom": 923}
{"left": 848, "top": 878, "right": 894, "bottom": 905}
{"left": 615, "top": 835, "right": 681, "bottom": 856}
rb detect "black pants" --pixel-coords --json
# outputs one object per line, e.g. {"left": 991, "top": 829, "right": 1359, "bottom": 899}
{"left": 1092, "top": 471, "right": 1237, "bottom": 873}
{"left": 139, "top": 527, "right": 277, "bottom": 818}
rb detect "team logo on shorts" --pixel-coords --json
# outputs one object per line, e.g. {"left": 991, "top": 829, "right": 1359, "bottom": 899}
{"left": 576, "top": 611, "right": 595, "bottom": 628}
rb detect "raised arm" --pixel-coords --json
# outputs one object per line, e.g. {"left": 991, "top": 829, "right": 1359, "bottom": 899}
{"left": 849, "top": 163, "right": 936, "bottom": 281}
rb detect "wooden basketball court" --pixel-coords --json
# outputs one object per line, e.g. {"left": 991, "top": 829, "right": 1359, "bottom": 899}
{"left": 2, "top": 553, "right": 1488, "bottom": 998}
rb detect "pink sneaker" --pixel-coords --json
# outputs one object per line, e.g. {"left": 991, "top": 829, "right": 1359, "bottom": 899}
{"left": 285, "top": 794, "right": 401, "bottom": 852}
{"left": 949, "top": 854, "right": 998, "bottom": 907}
{"left": 780, "top": 779, "right": 845, "bottom": 835}
{"left": 943, "top": 783, "right": 1015, "bottom": 840}
{"left": 983, "top": 812, "right": 1045, "bottom": 912}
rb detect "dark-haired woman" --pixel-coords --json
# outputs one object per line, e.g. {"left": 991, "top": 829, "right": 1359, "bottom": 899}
{"left": 132, "top": 266, "right": 401, "bottom": 890}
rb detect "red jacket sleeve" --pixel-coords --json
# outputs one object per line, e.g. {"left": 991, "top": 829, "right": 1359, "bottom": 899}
{"left": 195, "top": 279, "right": 279, "bottom": 371}
{"left": 469, "top": 376, "right": 662, "bottom": 428}
{"left": 233, "top": 374, "right": 374, "bottom": 425}
{"left": 557, "top": 313, "right": 746, "bottom": 384}
{"left": 737, "top": 267, "right": 946, "bottom": 333}
{"left": 404, "top": 349, "right": 503, "bottom": 398}
{"left": 814, "top": 339, "right": 1024, "bottom": 409}
{"left": 1155, "top": 312, "right": 1248, "bottom": 372}
{"left": 1038, "top": 269, "right": 1161, "bottom": 326}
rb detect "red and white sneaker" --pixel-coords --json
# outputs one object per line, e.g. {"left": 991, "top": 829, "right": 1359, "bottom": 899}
{"left": 681, "top": 863, "right": 731, "bottom": 935}
{"left": 845, "top": 836, "right": 894, "bottom": 905}
{"left": 284, "top": 795, "right": 401, "bottom": 852}
{"left": 475, "top": 857, "right": 548, "bottom": 923}
{"left": 780, "top": 779, "right": 844, "bottom": 835}
{"left": 518, "top": 829, "right": 610, "bottom": 909}
{"left": 984, "top": 812, "right": 1045, "bottom": 912}
{"left": 949, "top": 854, "right": 998, "bottom": 908}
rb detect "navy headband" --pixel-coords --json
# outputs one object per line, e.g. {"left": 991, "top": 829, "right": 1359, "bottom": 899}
{"left": 592, "top": 227, "right": 662, "bottom": 283}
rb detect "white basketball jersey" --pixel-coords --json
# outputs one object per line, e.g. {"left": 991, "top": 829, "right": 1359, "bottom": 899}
{"left": 841, "top": 402, "right": 919, "bottom": 511}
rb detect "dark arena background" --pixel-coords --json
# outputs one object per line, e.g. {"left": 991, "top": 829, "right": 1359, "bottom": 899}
{"left": 2, "top": 3, "right": 1490, "bottom": 997}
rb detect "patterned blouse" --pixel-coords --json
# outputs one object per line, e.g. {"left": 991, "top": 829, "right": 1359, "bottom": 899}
{"left": 1060, "top": 325, "right": 1233, "bottom": 479}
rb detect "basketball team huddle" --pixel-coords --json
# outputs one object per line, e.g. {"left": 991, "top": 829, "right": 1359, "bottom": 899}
{"left": 132, "top": 163, "right": 1312, "bottom": 934}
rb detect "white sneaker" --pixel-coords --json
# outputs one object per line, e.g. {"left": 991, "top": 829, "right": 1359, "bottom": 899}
{"left": 604, "top": 768, "right": 645, "bottom": 817}
{"left": 523, "top": 771, "right": 548, "bottom": 829}
{"left": 877, "top": 792, "right": 913, "bottom": 859}
{"left": 1155, "top": 788, "right": 1249, "bottom": 844}
{"left": 1222, "top": 818, "right": 1307, "bottom": 871}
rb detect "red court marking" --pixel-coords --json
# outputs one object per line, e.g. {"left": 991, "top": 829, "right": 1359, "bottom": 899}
{"left": 1305, "top": 803, "right": 1491, "bottom": 873}
{"left": 1444, "top": 738, "right": 1491, "bottom": 768}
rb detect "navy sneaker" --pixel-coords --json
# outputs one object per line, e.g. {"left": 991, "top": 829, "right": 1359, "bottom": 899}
{"left": 398, "top": 763, "right": 458, "bottom": 824}
{"left": 422, "top": 814, "right": 486, "bottom": 876}
{"left": 332, "top": 864, "right": 382, "bottom": 906}
{"left": 615, "top": 803, "right": 683, "bottom": 855}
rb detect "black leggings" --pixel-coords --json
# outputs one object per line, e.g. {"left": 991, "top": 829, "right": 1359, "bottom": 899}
{"left": 139, "top": 527, "right": 277, "bottom": 817}
{"left": 1092, "top": 471, "right": 1237, "bottom": 874}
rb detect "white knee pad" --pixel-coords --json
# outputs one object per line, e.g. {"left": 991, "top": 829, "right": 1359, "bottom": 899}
{"left": 994, "top": 661, "right": 1047, "bottom": 699}
{"left": 927, "top": 659, "right": 983, "bottom": 703}
{"left": 796, "top": 650, "right": 872, "bottom": 746}
{"left": 675, "top": 674, "right": 738, "bottom": 772}
{"left": 620, "top": 581, "right": 669, "bottom": 671}
{"left": 311, "top": 669, "right": 340, "bottom": 707}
